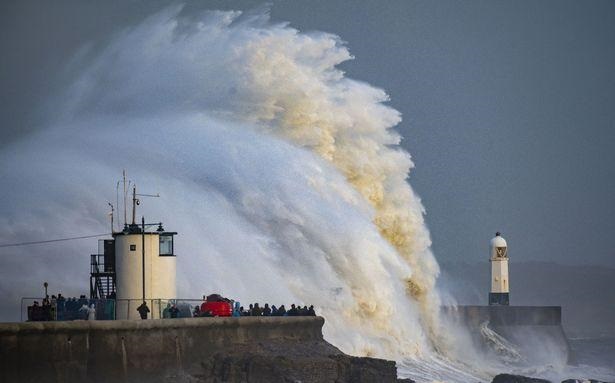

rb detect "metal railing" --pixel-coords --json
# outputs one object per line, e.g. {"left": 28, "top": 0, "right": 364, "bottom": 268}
{"left": 21, "top": 297, "right": 115, "bottom": 322}
{"left": 159, "top": 299, "right": 217, "bottom": 318}
{"left": 113, "top": 299, "right": 212, "bottom": 319}
{"left": 20, "top": 297, "right": 311, "bottom": 321}
{"left": 20, "top": 298, "right": 212, "bottom": 321}
{"left": 114, "top": 299, "right": 163, "bottom": 320}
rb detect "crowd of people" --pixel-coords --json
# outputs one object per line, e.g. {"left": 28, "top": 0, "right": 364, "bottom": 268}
{"left": 28, "top": 294, "right": 114, "bottom": 321}
{"left": 235, "top": 303, "right": 316, "bottom": 317}
{"left": 155, "top": 300, "right": 318, "bottom": 319}
{"left": 28, "top": 292, "right": 317, "bottom": 321}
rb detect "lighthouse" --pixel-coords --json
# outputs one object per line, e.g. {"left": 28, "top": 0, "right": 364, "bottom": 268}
{"left": 114, "top": 219, "right": 177, "bottom": 319}
{"left": 90, "top": 180, "right": 177, "bottom": 320}
{"left": 489, "top": 232, "right": 510, "bottom": 306}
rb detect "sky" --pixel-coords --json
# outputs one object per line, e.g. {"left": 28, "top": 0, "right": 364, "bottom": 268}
{"left": 1, "top": 0, "right": 614, "bottom": 270}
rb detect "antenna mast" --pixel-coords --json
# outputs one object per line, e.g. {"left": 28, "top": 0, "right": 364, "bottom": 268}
{"left": 123, "top": 170, "right": 127, "bottom": 228}
{"left": 132, "top": 185, "right": 138, "bottom": 225}
{"left": 115, "top": 181, "right": 120, "bottom": 231}
{"left": 131, "top": 183, "right": 159, "bottom": 226}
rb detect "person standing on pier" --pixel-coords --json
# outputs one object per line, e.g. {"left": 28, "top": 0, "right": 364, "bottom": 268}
{"left": 137, "top": 301, "right": 150, "bottom": 319}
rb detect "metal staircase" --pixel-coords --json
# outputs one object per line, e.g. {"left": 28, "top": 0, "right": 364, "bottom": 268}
{"left": 90, "top": 239, "right": 116, "bottom": 299}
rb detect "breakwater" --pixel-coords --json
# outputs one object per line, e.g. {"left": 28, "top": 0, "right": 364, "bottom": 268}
{"left": 0, "top": 317, "right": 398, "bottom": 383}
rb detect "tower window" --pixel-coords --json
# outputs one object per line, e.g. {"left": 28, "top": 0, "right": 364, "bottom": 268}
{"left": 159, "top": 235, "right": 174, "bottom": 256}
{"left": 130, "top": 244, "right": 136, "bottom": 251}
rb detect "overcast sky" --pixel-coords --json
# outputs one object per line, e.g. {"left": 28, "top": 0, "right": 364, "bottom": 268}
{"left": 1, "top": 0, "right": 614, "bottom": 268}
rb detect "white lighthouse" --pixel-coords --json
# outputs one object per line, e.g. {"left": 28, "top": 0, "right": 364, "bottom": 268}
{"left": 489, "top": 232, "right": 510, "bottom": 306}
{"left": 90, "top": 181, "right": 178, "bottom": 319}
{"left": 114, "top": 220, "right": 177, "bottom": 319}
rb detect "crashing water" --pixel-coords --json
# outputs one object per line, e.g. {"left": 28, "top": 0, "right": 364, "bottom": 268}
{"left": 0, "top": 6, "right": 609, "bottom": 382}
{"left": 0, "top": 3, "right": 442, "bottom": 370}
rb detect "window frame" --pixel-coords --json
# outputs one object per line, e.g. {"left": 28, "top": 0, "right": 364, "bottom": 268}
{"left": 159, "top": 234, "right": 175, "bottom": 257}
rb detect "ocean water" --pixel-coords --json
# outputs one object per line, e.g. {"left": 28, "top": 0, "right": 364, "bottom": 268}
{"left": 568, "top": 338, "right": 615, "bottom": 376}
{"left": 396, "top": 332, "right": 615, "bottom": 382}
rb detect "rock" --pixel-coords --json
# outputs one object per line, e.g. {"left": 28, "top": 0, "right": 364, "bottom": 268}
{"left": 562, "top": 380, "right": 614, "bottom": 383}
{"left": 196, "top": 349, "right": 399, "bottom": 382}
{"left": 492, "top": 374, "right": 552, "bottom": 383}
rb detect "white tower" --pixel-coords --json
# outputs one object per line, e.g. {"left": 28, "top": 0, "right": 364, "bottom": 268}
{"left": 114, "top": 221, "right": 177, "bottom": 319}
{"left": 489, "top": 232, "right": 510, "bottom": 306}
{"left": 90, "top": 177, "right": 178, "bottom": 319}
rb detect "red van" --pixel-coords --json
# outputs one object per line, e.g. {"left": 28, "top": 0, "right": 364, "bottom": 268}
{"left": 199, "top": 294, "right": 232, "bottom": 317}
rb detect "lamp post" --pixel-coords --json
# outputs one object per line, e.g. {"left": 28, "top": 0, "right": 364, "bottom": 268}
{"left": 43, "top": 282, "right": 48, "bottom": 298}
{"left": 142, "top": 216, "right": 146, "bottom": 303}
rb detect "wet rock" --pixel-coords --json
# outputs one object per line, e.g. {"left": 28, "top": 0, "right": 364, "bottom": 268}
{"left": 197, "top": 350, "right": 399, "bottom": 382}
{"left": 492, "top": 374, "right": 552, "bottom": 383}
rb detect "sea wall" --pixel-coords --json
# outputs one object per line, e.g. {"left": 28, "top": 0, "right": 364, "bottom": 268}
{"left": 448, "top": 305, "right": 563, "bottom": 326}
{"left": 0, "top": 317, "right": 398, "bottom": 383}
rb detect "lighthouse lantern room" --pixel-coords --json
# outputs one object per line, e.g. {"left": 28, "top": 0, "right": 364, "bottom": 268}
{"left": 489, "top": 232, "right": 510, "bottom": 306}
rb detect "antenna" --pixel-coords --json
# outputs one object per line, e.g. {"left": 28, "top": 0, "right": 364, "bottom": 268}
{"left": 123, "top": 170, "right": 127, "bottom": 228}
{"left": 132, "top": 185, "right": 138, "bottom": 225}
{"left": 115, "top": 181, "right": 120, "bottom": 231}
{"left": 131, "top": 184, "right": 160, "bottom": 225}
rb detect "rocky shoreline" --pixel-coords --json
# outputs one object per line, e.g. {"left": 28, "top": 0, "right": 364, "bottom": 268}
{"left": 182, "top": 337, "right": 401, "bottom": 383}
{"left": 490, "top": 374, "right": 614, "bottom": 383}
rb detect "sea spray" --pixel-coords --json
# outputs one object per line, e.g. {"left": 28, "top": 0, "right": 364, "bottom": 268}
{"left": 0, "top": 6, "right": 471, "bottom": 381}
{"left": 61, "top": 6, "right": 442, "bottom": 356}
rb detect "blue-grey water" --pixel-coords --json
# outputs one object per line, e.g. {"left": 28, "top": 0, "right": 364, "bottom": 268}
{"left": 569, "top": 337, "right": 615, "bottom": 372}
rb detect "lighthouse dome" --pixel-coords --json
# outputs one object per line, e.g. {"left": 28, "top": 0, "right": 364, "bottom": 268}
{"left": 491, "top": 232, "right": 507, "bottom": 248}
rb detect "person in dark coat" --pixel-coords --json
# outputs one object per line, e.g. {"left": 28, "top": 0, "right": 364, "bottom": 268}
{"left": 262, "top": 303, "right": 271, "bottom": 316}
{"left": 170, "top": 305, "right": 180, "bottom": 318}
{"left": 56, "top": 294, "right": 66, "bottom": 320}
{"left": 42, "top": 298, "right": 52, "bottom": 321}
{"left": 287, "top": 304, "right": 298, "bottom": 316}
{"left": 137, "top": 301, "right": 150, "bottom": 319}
{"left": 307, "top": 305, "right": 316, "bottom": 316}
{"left": 277, "top": 305, "right": 286, "bottom": 316}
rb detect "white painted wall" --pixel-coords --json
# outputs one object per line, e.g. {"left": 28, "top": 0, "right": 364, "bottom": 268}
{"left": 490, "top": 234, "right": 509, "bottom": 293}
{"left": 490, "top": 258, "right": 509, "bottom": 293}
{"left": 115, "top": 233, "right": 176, "bottom": 319}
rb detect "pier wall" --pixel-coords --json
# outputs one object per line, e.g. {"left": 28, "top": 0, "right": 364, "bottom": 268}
{"left": 0, "top": 317, "right": 396, "bottom": 383}
{"left": 449, "top": 305, "right": 563, "bottom": 326}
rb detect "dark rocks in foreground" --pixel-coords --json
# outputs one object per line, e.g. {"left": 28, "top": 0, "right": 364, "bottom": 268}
{"left": 492, "top": 375, "right": 614, "bottom": 383}
{"left": 197, "top": 345, "right": 400, "bottom": 383}
{"left": 492, "top": 374, "right": 552, "bottom": 383}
